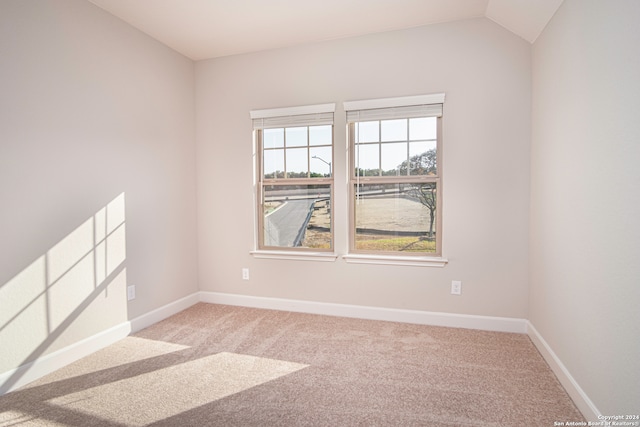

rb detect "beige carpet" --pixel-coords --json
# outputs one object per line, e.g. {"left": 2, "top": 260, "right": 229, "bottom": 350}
{"left": 0, "top": 303, "right": 585, "bottom": 426}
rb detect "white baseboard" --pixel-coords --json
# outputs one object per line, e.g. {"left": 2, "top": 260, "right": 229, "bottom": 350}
{"left": 129, "top": 293, "right": 200, "bottom": 333}
{"left": 0, "top": 292, "right": 200, "bottom": 396}
{"left": 198, "top": 291, "right": 528, "bottom": 333}
{"left": 0, "top": 321, "right": 131, "bottom": 395}
{"left": 527, "top": 321, "right": 600, "bottom": 421}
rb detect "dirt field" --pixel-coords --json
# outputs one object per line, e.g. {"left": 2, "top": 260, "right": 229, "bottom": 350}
{"left": 302, "top": 200, "right": 331, "bottom": 248}
{"left": 302, "top": 197, "right": 435, "bottom": 251}
{"left": 354, "top": 197, "right": 430, "bottom": 232}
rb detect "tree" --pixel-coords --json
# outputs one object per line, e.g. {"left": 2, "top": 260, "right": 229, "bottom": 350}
{"left": 409, "top": 182, "right": 437, "bottom": 238}
{"left": 400, "top": 149, "right": 437, "bottom": 238}
{"left": 399, "top": 149, "right": 437, "bottom": 176}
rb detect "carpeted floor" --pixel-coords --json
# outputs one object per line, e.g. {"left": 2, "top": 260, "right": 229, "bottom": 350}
{"left": 0, "top": 303, "right": 585, "bottom": 426}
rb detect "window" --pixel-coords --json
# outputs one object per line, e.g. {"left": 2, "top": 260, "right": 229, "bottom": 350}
{"left": 345, "top": 94, "right": 444, "bottom": 257}
{"left": 251, "top": 104, "right": 335, "bottom": 253}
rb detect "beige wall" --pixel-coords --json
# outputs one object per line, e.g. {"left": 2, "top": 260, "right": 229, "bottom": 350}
{"left": 531, "top": 0, "right": 640, "bottom": 415}
{"left": 196, "top": 18, "right": 532, "bottom": 318}
{"left": 0, "top": 0, "right": 198, "bottom": 376}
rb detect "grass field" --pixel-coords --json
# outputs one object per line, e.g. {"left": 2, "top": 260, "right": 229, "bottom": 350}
{"left": 355, "top": 234, "right": 436, "bottom": 252}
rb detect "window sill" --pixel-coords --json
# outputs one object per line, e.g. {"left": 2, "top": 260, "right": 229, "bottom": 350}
{"left": 250, "top": 250, "right": 339, "bottom": 262}
{"left": 342, "top": 254, "right": 448, "bottom": 267}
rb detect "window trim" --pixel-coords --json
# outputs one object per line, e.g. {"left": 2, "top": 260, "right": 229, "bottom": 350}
{"left": 250, "top": 103, "right": 335, "bottom": 120}
{"left": 342, "top": 253, "right": 448, "bottom": 267}
{"left": 251, "top": 103, "right": 336, "bottom": 254}
{"left": 345, "top": 94, "right": 445, "bottom": 258}
{"left": 250, "top": 250, "right": 338, "bottom": 262}
{"left": 343, "top": 93, "right": 444, "bottom": 113}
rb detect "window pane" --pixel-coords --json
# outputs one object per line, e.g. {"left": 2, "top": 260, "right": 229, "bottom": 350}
{"left": 356, "top": 121, "right": 379, "bottom": 143}
{"left": 264, "top": 128, "right": 284, "bottom": 149}
{"left": 381, "top": 119, "right": 407, "bottom": 142}
{"left": 355, "top": 143, "right": 379, "bottom": 176}
{"left": 310, "top": 147, "right": 332, "bottom": 177}
{"left": 354, "top": 183, "right": 437, "bottom": 253}
{"left": 381, "top": 142, "right": 407, "bottom": 176}
{"left": 409, "top": 117, "right": 437, "bottom": 140}
{"left": 407, "top": 142, "right": 437, "bottom": 176}
{"left": 409, "top": 140, "right": 435, "bottom": 157}
{"left": 263, "top": 184, "right": 332, "bottom": 249}
{"left": 286, "top": 127, "right": 307, "bottom": 147}
{"left": 286, "top": 147, "right": 308, "bottom": 177}
{"left": 309, "top": 125, "right": 332, "bottom": 146}
{"left": 264, "top": 149, "right": 284, "bottom": 179}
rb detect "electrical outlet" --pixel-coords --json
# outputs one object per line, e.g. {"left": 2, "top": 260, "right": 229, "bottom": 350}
{"left": 451, "top": 280, "right": 462, "bottom": 295}
{"left": 242, "top": 268, "right": 250, "bottom": 280}
{"left": 127, "top": 285, "right": 136, "bottom": 301}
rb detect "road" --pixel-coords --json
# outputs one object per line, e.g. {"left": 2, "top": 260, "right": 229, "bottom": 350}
{"left": 264, "top": 199, "right": 316, "bottom": 247}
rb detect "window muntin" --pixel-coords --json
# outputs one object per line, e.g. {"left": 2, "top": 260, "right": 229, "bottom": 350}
{"left": 348, "top": 107, "right": 442, "bottom": 256}
{"left": 257, "top": 122, "right": 333, "bottom": 251}
{"left": 262, "top": 125, "right": 333, "bottom": 180}
{"left": 354, "top": 117, "right": 438, "bottom": 177}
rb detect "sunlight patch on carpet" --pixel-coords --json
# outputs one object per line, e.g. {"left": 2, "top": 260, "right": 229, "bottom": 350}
{"left": 0, "top": 410, "right": 67, "bottom": 427}
{"left": 19, "top": 336, "right": 191, "bottom": 388}
{"left": 0, "top": 411, "right": 32, "bottom": 426}
{"left": 46, "top": 352, "right": 308, "bottom": 426}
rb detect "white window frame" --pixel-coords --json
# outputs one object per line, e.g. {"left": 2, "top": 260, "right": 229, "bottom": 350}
{"left": 250, "top": 103, "right": 338, "bottom": 261}
{"left": 343, "top": 94, "right": 448, "bottom": 267}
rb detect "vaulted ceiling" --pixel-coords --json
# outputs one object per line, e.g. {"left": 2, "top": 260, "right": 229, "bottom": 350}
{"left": 88, "top": 0, "right": 564, "bottom": 60}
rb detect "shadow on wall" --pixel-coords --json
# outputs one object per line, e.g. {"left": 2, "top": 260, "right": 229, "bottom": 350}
{"left": 0, "top": 193, "right": 128, "bottom": 394}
